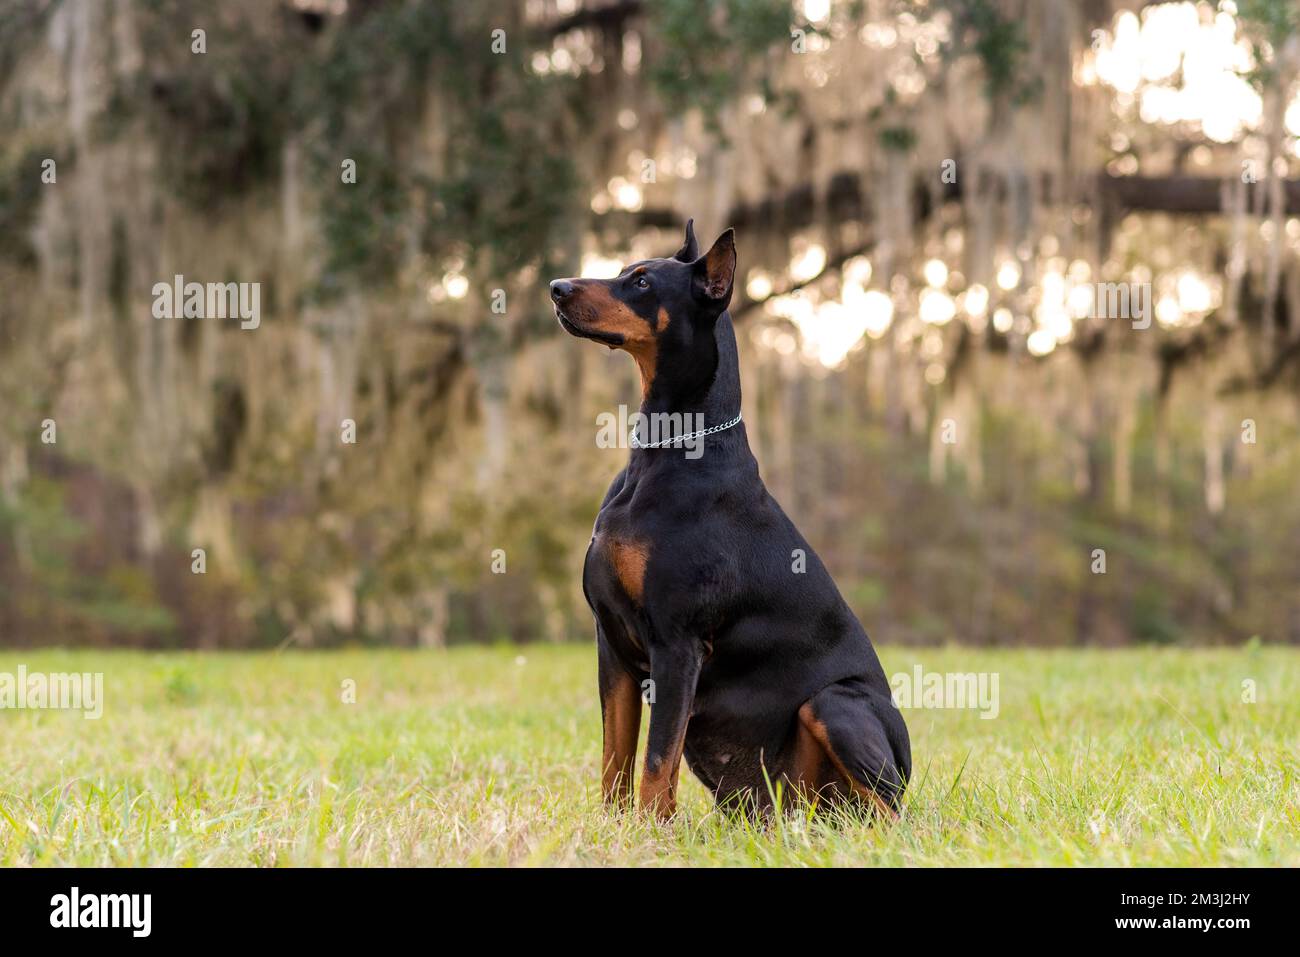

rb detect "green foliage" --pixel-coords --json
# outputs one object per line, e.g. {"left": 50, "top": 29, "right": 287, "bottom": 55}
{"left": 116, "top": 2, "right": 583, "bottom": 289}
{"left": 934, "top": 0, "right": 1040, "bottom": 104}
{"left": 121, "top": 0, "right": 302, "bottom": 206}
{"left": 0, "top": 477, "right": 174, "bottom": 641}
{"left": 878, "top": 124, "right": 918, "bottom": 152}
{"left": 0, "top": 144, "right": 50, "bottom": 268}
{"left": 646, "top": 0, "right": 798, "bottom": 129}
{"left": 1234, "top": 0, "right": 1300, "bottom": 47}
{"left": 1233, "top": 0, "right": 1300, "bottom": 89}
{"left": 1131, "top": 584, "right": 1179, "bottom": 645}
{"left": 309, "top": 1, "right": 454, "bottom": 289}
{"left": 430, "top": 84, "right": 580, "bottom": 280}
{"left": 315, "top": 143, "right": 408, "bottom": 292}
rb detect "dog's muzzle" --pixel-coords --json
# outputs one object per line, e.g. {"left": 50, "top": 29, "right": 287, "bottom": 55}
{"left": 549, "top": 279, "right": 576, "bottom": 304}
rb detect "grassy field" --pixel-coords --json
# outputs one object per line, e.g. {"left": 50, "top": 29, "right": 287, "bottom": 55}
{"left": 0, "top": 644, "right": 1297, "bottom": 866}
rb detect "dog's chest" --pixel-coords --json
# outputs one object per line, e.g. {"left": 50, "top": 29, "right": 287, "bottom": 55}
{"left": 586, "top": 527, "right": 651, "bottom": 607}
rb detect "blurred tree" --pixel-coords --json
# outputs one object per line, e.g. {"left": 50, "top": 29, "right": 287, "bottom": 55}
{"left": 1, "top": 0, "right": 1299, "bottom": 648}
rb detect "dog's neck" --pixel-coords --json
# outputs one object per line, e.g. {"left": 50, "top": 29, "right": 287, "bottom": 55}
{"left": 630, "top": 313, "right": 748, "bottom": 462}
{"left": 638, "top": 312, "right": 742, "bottom": 423}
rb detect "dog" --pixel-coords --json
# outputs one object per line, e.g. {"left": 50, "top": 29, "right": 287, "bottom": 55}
{"left": 550, "top": 220, "right": 910, "bottom": 820}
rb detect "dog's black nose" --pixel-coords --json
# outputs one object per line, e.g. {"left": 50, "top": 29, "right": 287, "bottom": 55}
{"left": 550, "top": 279, "right": 575, "bottom": 303}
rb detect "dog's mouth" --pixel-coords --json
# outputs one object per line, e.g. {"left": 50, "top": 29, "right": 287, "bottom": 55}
{"left": 554, "top": 306, "right": 582, "bottom": 336}
{"left": 554, "top": 305, "right": 623, "bottom": 347}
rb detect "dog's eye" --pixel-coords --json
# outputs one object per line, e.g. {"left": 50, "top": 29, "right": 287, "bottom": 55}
{"left": 634, "top": 276, "right": 650, "bottom": 289}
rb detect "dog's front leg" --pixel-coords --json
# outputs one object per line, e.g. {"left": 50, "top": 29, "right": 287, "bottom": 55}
{"left": 639, "top": 641, "right": 703, "bottom": 821}
{"left": 598, "top": 636, "right": 642, "bottom": 808}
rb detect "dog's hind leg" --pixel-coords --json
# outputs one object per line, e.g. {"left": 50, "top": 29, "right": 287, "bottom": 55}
{"left": 797, "top": 677, "right": 910, "bottom": 819}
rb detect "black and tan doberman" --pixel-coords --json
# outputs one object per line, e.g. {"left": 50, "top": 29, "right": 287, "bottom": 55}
{"left": 550, "top": 221, "right": 910, "bottom": 820}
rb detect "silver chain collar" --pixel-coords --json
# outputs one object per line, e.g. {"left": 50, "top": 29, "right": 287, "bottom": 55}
{"left": 629, "top": 412, "right": 743, "bottom": 449}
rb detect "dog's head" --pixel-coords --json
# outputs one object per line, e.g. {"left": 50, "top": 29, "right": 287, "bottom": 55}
{"left": 549, "top": 220, "right": 736, "bottom": 397}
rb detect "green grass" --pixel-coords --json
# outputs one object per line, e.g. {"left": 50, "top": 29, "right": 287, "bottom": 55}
{"left": 0, "top": 645, "right": 1297, "bottom": 866}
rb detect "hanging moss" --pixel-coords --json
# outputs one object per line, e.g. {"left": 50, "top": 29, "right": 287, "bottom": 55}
{"left": 645, "top": 0, "right": 802, "bottom": 133}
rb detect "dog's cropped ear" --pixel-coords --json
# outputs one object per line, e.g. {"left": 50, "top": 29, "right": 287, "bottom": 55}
{"left": 693, "top": 228, "right": 736, "bottom": 307}
{"left": 673, "top": 218, "right": 698, "bottom": 262}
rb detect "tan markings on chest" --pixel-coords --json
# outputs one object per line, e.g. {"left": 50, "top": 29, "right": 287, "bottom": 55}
{"left": 607, "top": 539, "right": 650, "bottom": 604}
